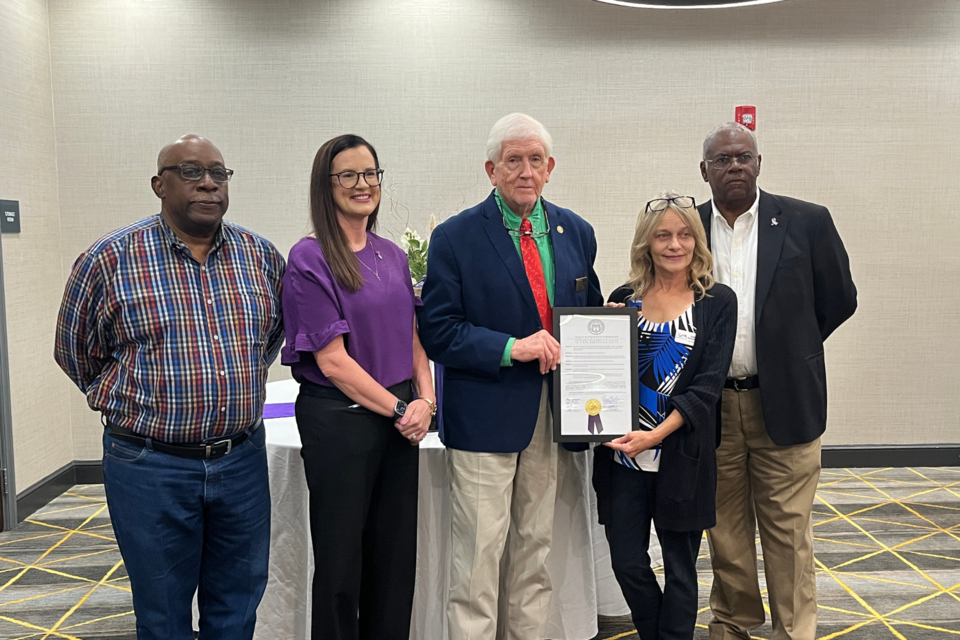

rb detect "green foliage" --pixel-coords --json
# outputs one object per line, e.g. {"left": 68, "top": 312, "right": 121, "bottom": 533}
{"left": 401, "top": 228, "right": 429, "bottom": 284}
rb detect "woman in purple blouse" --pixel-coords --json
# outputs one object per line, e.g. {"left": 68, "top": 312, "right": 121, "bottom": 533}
{"left": 281, "top": 134, "right": 435, "bottom": 640}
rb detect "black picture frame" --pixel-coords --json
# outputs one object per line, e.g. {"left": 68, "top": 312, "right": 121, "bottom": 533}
{"left": 552, "top": 306, "right": 639, "bottom": 443}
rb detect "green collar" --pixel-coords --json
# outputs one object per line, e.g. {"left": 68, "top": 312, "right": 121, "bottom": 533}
{"left": 494, "top": 190, "right": 547, "bottom": 232}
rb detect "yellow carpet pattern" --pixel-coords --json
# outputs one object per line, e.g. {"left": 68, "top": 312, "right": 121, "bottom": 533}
{"left": 0, "top": 468, "right": 955, "bottom": 639}
{"left": 599, "top": 466, "right": 960, "bottom": 639}
{"left": 0, "top": 486, "right": 130, "bottom": 639}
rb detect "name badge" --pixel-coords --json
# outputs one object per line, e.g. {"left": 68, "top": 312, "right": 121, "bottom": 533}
{"left": 575, "top": 277, "right": 587, "bottom": 292}
{"left": 674, "top": 330, "right": 696, "bottom": 347}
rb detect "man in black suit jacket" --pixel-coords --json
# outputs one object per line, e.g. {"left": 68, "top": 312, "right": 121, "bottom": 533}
{"left": 698, "top": 123, "right": 857, "bottom": 640}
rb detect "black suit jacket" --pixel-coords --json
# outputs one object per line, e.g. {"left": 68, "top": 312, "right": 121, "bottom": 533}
{"left": 698, "top": 190, "right": 857, "bottom": 446}
{"left": 594, "top": 283, "right": 737, "bottom": 532}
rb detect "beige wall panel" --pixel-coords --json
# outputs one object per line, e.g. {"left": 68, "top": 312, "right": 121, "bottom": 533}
{"left": 46, "top": 0, "right": 960, "bottom": 451}
{"left": 0, "top": 0, "right": 76, "bottom": 489}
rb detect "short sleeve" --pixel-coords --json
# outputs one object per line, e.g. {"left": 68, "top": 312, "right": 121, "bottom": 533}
{"left": 281, "top": 243, "right": 350, "bottom": 363}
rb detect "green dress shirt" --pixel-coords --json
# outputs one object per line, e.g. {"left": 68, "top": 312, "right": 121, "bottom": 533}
{"left": 495, "top": 190, "right": 555, "bottom": 366}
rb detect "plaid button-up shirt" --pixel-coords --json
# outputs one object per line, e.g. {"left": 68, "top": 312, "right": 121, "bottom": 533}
{"left": 55, "top": 214, "right": 285, "bottom": 443}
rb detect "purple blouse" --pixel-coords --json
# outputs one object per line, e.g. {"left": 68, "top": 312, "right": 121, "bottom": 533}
{"left": 281, "top": 233, "right": 420, "bottom": 388}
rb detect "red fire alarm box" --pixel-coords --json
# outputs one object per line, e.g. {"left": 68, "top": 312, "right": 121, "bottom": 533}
{"left": 735, "top": 106, "right": 756, "bottom": 130}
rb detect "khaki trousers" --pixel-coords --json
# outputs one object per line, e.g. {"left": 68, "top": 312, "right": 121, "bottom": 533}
{"left": 707, "top": 388, "right": 820, "bottom": 640}
{"left": 446, "top": 382, "right": 566, "bottom": 640}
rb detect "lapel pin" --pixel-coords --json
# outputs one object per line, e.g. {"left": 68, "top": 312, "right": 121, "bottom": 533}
{"left": 375, "top": 251, "right": 382, "bottom": 259}
{"left": 771, "top": 218, "right": 778, "bottom": 226}
{"left": 557, "top": 225, "right": 564, "bottom": 234}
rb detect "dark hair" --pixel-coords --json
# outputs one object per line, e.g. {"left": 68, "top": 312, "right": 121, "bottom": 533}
{"left": 309, "top": 134, "right": 381, "bottom": 292}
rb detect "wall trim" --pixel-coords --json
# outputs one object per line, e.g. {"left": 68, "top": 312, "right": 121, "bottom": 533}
{"left": 16, "top": 459, "right": 102, "bottom": 523}
{"left": 74, "top": 460, "right": 105, "bottom": 485}
{"left": 13, "top": 447, "right": 960, "bottom": 524}
{"left": 821, "top": 444, "right": 960, "bottom": 469}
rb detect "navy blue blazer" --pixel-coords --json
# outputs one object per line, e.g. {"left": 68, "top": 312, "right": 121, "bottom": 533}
{"left": 417, "top": 191, "right": 604, "bottom": 453}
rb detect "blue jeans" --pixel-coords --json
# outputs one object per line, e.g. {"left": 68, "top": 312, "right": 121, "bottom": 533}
{"left": 101, "top": 425, "right": 271, "bottom": 640}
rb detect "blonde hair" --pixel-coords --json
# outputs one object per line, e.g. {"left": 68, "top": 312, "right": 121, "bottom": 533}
{"left": 626, "top": 191, "right": 715, "bottom": 301}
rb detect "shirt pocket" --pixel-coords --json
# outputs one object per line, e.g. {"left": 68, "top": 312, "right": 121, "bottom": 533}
{"left": 775, "top": 252, "right": 808, "bottom": 271}
{"left": 111, "top": 284, "right": 172, "bottom": 347}
{"left": 231, "top": 289, "right": 278, "bottom": 348}
{"left": 224, "top": 262, "right": 278, "bottom": 337}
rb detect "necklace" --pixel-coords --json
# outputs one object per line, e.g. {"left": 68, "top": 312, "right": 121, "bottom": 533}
{"left": 356, "top": 246, "right": 382, "bottom": 281}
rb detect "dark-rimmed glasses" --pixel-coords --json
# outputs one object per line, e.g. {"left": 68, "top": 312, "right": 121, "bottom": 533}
{"left": 159, "top": 164, "right": 234, "bottom": 183}
{"left": 704, "top": 153, "right": 757, "bottom": 170}
{"left": 645, "top": 196, "right": 696, "bottom": 213}
{"left": 330, "top": 169, "right": 384, "bottom": 189}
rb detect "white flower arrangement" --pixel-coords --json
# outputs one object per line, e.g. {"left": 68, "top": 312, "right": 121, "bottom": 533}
{"left": 403, "top": 215, "right": 437, "bottom": 285}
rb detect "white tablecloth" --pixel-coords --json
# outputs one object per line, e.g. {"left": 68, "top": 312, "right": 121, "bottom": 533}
{"left": 254, "top": 379, "right": 632, "bottom": 640}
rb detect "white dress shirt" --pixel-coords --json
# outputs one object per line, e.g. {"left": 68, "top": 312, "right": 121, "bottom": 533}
{"left": 711, "top": 194, "right": 760, "bottom": 378}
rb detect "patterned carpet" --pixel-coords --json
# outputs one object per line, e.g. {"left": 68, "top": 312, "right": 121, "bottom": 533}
{"left": 0, "top": 467, "right": 955, "bottom": 639}
{"left": 0, "top": 486, "right": 129, "bottom": 639}
{"left": 596, "top": 467, "right": 960, "bottom": 640}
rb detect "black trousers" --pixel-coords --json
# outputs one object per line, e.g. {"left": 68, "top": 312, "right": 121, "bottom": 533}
{"left": 296, "top": 381, "right": 418, "bottom": 640}
{"left": 604, "top": 462, "right": 703, "bottom": 640}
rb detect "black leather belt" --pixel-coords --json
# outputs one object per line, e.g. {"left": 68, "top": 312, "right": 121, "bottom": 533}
{"left": 724, "top": 375, "right": 759, "bottom": 392}
{"left": 106, "top": 422, "right": 256, "bottom": 459}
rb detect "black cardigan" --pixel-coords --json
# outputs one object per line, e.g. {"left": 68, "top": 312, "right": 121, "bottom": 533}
{"left": 593, "top": 283, "right": 737, "bottom": 532}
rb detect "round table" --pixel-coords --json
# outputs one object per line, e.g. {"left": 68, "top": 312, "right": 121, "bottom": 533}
{"left": 254, "top": 379, "right": 632, "bottom": 640}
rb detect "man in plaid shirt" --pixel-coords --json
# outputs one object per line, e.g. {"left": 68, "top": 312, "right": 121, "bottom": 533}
{"left": 55, "top": 134, "right": 284, "bottom": 640}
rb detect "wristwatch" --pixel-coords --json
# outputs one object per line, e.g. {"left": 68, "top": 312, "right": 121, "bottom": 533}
{"left": 393, "top": 399, "right": 408, "bottom": 421}
{"left": 421, "top": 397, "right": 438, "bottom": 417}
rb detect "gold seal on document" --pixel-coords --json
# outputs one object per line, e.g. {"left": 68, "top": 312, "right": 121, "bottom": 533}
{"left": 585, "top": 399, "right": 602, "bottom": 416}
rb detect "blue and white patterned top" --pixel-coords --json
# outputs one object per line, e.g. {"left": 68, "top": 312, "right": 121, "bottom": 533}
{"left": 614, "top": 299, "right": 696, "bottom": 472}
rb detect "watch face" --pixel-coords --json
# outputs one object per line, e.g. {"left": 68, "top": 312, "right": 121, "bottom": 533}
{"left": 395, "top": 400, "right": 407, "bottom": 416}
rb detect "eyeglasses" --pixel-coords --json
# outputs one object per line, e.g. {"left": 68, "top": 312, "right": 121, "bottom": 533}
{"left": 704, "top": 153, "right": 757, "bottom": 170}
{"left": 645, "top": 196, "right": 696, "bottom": 213}
{"left": 330, "top": 169, "right": 384, "bottom": 189}
{"left": 502, "top": 213, "right": 551, "bottom": 238}
{"left": 159, "top": 164, "right": 234, "bottom": 182}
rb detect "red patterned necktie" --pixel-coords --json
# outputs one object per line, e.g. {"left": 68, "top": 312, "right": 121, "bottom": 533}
{"left": 519, "top": 217, "right": 553, "bottom": 334}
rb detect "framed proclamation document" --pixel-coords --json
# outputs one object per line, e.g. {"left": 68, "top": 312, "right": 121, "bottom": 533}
{"left": 552, "top": 307, "right": 639, "bottom": 443}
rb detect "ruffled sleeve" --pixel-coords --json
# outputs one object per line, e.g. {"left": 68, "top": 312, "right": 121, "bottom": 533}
{"left": 280, "top": 240, "right": 350, "bottom": 365}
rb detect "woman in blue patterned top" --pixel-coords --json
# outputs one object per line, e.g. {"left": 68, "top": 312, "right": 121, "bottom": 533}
{"left": 594, "top": 192, "right": 737, "bottom": 640}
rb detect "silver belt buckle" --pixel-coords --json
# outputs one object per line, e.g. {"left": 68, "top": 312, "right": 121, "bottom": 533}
{"left": 205, "top": 439, "right": 233, "bottom": 459}
{"left": 732, "top": 377, "right": 747, "bottom": 392}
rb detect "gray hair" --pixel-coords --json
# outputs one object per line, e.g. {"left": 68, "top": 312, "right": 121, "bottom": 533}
{"left": 702, "top": 122, "right": 758, "bottom": 160}
{"left": 486, "top": 113, "right": 553, "bottom": 163}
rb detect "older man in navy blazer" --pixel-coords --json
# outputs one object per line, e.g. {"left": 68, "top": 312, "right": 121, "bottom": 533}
{"left": 419, "top": 113, "right": 603, "bottom": 639}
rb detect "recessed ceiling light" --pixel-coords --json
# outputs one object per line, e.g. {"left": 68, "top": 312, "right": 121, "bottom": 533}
{"left": 594, "top": 0, "right": 787, "bottom": 8}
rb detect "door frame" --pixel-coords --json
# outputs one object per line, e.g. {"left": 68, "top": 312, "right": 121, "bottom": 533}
{"left": 0, "top": 233, "right": 18, "bottom": 530}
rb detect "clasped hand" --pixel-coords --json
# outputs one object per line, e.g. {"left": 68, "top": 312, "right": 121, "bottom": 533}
{"left": 510, "top": 330, "right": 561, "bottom": 374}
{"left": 395, "top": 399, "right": 432, "bottom": 446}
